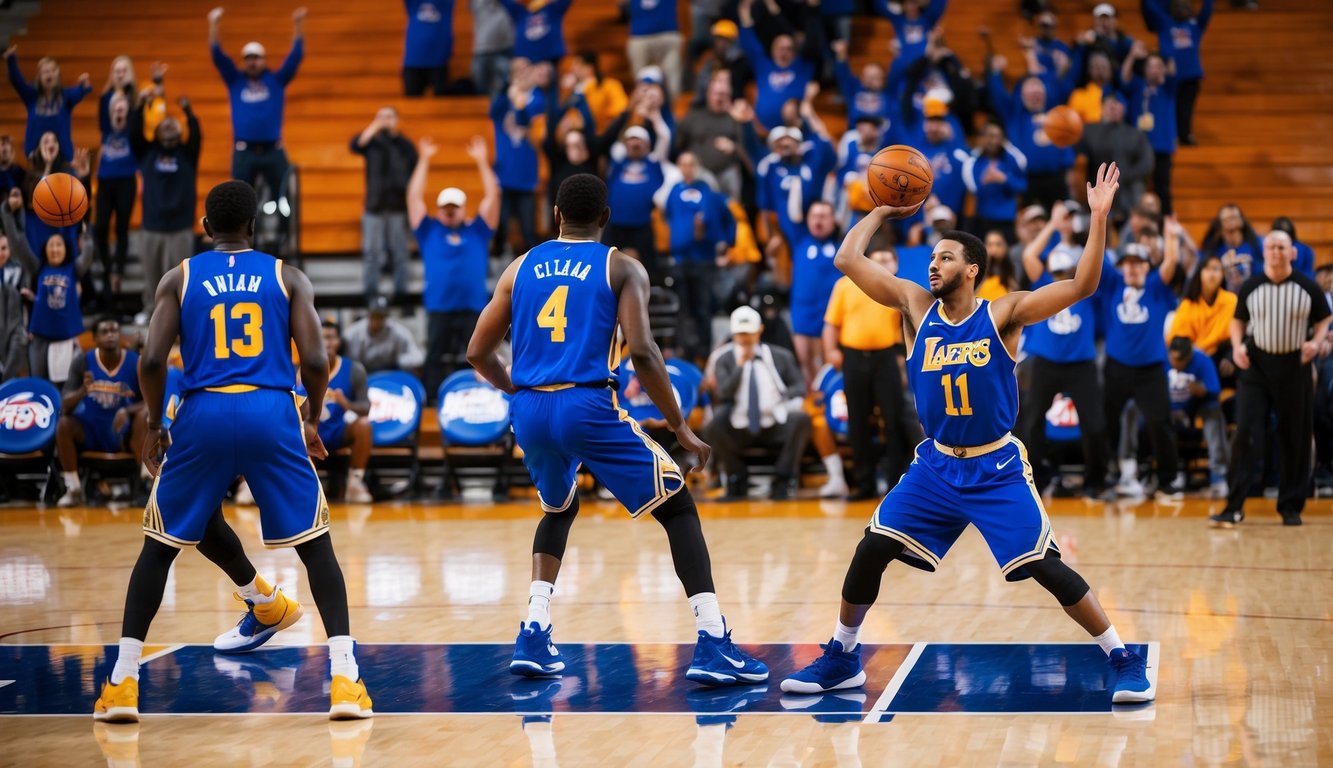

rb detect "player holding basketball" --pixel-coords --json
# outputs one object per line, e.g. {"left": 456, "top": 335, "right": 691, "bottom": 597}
{"left": 94, "top": 181, "right": 372, "bottom": 722}
{"left": 782, "top": 162, "right": 1155, "bottom": 704}
{"left": 467, "top": 173, "right": 768, "bottom": 685}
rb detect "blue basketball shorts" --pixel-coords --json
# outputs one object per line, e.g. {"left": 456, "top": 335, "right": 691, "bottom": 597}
{"left": 77, "top": 413, "right": 127, "bottom": 453}
{"left": 870, "top": 435, "right": 1058, "bottom": 581}
{"left": 510, "top": 387, "right": 684, "bottom": 516}
{"left": 144, "top": 388, "right": 330, "bottom": 548}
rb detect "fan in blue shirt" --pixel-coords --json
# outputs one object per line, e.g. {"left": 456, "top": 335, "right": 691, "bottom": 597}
{"left": 4, "top": 50, "right": 91, "bottom": 158}
{"left": 962, "top": 122, "right": 1028, "bottom": 240}
{"left": 755, "top": 126, "right": 835, "bottom": 249}
{"left": 1123, "top": 48, "right": 1178, "bottom": 215}
{"left": 830, "top": 41, "right": 897, "bottom": 128}
{"left": 986, "top": 65, "right": 1075, "bottom": 207}
{"left": 402, "top": 0, "right": 455, "bottom": 96}
{"left": 499, "top": 0, "right": 572, "bottom": 64}
{"left": 738, "top": 3, "right": 815, "bottom": 130}
{"left": 874, "top": 0, "right": 948, "bottom": 87}
{"left": 1141, "top": 0, "right": 1210, "bottom": 144}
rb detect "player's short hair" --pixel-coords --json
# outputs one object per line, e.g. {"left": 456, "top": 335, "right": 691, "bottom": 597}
{"left": 93, "top": 314, "right": 119, "bottom": 334}
{"left": 938, "top": 230, "right": 987, "bottom": 284}
{"left": 321, "top": 316, "right": 341, "bottom": 335}
{"left": 555, "top": 174, "right": 608, "bottom": 227}
{"left": 205, "top": 180, "right": 258, "bottom": 234}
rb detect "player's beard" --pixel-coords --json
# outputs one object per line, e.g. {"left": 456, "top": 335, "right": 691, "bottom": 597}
{"left": 930, "top": 271, "right": 963, "bottom": 298}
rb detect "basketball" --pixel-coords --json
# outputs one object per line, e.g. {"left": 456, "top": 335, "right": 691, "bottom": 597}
{"left": 32, "top": 172, "right": 89, "bottom": 228}
{"left": 866, "top": 145, "right": 934, "bottom": 209}
{"left": 1043, "top": 105, "right": 1084, "bottom": 148}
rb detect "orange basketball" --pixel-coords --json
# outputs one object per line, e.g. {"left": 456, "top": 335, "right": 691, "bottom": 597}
{"left": 32, "top": 172, "right": 89, "bottom": 228}
{"left": 866, "top": 145, "right": 934, "bottom": 209}
{"left": 1043, "top": 105, "right": 1084, "bottom": 148}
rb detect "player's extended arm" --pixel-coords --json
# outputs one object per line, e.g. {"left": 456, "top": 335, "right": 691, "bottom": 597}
{"left": 1004, "top": 162, "right": 1119, "bottom": 327}
{"left": 467, "top": 258, "right": 521, "bottom": 394}
{"left": 614, "top": 250, "right": 710, "bottom": 471}
{"left": 407, "top": 137, "right": 436, "bottom": 231}
{"left": 286, "top": 264, "right": 329, "bottom": 460}
{"left": 833, "top": 204, "right": 933, "bottom": 324}
{"left": 141, "top": 268, "right": 183, "bottom": 430}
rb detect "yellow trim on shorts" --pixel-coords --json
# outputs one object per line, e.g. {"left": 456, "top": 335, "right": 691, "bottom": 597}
{"left": 262, "top": 391, "right": 330, "bottom": 548}
{"left": 998, "top": 436, "right": 1056, "bottom": 576}
{"left": 538, "top": 482, "right": 579, "bottom": 513}
{"left": 932, "top": 432, "right": 1012, "bottom": 459}
{"left": 609, "top": 391, "right": 684, "bottom": 518}
{"left": 141, "top": 472, "right": 198, "bottom": 549}
{"left": 867, "top": 514, "right": 941, "bottom": 571}
{"left": 532, "top": 383, "right": 575, "bottom": 392}
{"left": 205, "top": 384, "right": 261, "bottom": 393}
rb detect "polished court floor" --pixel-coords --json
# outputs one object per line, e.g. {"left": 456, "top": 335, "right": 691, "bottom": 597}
{"left": 0, "top": 492, "right": 1329, "bottom": 766}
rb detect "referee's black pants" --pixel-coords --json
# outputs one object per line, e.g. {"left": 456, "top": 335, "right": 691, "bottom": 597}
{"left": 1225, "top": 349, "right": 1314, "bottom": 516}
{"left": 842, "top": 346, "right": 905, "bottom": 495}
{"left": 1016, "top": 356, "right": 1108, "bottom": 493}
{"left": 1104, "top": 357, "right": 1178, "bottom": 488}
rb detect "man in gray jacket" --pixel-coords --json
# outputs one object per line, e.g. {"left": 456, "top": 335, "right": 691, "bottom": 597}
{"left": 704, "top": 306, "right": 810, "bottom": 501}
{"left": 1077, "top": 92, "right": 1153, "bottom": 224}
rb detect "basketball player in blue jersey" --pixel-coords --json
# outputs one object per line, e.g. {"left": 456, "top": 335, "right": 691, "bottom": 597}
{"left": 95, "top": 181, "right": 372, "bottom": 723}
{"left": 468, "top": 174, "right": 768, "bottom": 686}
{"left": 782, "top": 162, "right": 1156, "bottom": 704}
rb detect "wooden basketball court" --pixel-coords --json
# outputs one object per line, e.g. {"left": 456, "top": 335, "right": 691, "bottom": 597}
{"left": 1, "top": 493, "right": 1328, "bottom": 766}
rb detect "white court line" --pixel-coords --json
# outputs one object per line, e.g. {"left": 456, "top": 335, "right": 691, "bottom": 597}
{"left": 0, "top": 681, "right": 12, "bottom": 690}
{"left": 863, "top": 641, "right": 925, "bottom": 724}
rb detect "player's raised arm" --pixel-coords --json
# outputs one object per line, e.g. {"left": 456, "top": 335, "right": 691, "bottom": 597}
{"left": 613, "top": 249, "right": 710, "bottom": 471}
{"left": 833, "top": 204, "right": 933, "bottom": 323}
{"left": 1003, "top": 162, "right": 1119, "bottom": 327}
{"left": 466, "top": 257, "right": 521, "bottom": 394}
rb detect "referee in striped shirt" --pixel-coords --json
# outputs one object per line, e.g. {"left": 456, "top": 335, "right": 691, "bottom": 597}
{"left": 1211, "top": 230, "right": 1332, "bottom": 527}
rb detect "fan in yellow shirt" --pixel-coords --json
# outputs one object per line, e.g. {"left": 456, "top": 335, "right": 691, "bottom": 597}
{"left": 1170, "top": 253, "right": 1237, "bottom": 357}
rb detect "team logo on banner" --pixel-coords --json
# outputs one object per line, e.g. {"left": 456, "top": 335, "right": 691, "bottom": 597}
{"left": 437, "top": 371, "right": 511, "bottom": 446}
{"left": 0, "top": 378, "right": 62, "bottom": 453}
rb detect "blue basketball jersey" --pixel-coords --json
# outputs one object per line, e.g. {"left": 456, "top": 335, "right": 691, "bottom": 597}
{"left": 78, "top": 348, "right": 140, "bottom": 427}
{"left": 178, "top": 250, "right": 295, "bottom": 393}
{"left": 908, "top": 299, "right": 1018, "bottom": 446}
{"left": 321, "top": 355, "right": 353, "bottom": 426}
{"left": 510, "top": 239, "right": 619, "bottom": 389}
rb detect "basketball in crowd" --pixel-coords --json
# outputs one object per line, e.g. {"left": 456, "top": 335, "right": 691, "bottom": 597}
{"left": 32, "top": 172, "right": 89, "bottom": 227}
{"left": 1043, "top": 105, "right": 1084, "bottom": 149}
{"left": 866, "top": 145, "right": 933, "bottom": 209}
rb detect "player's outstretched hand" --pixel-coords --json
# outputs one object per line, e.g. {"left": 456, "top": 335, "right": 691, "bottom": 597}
{"left": 1086, "top": 162, "right": 1120, "bottom": 217}
{"left": 304, "top": 421, "right": 328, "bottom": 460}
{"left": 673, "top": 423, "right": 711, "bottom": 474}
{"left": 143, "top": 424, "right": 170, "bottom": 478}
{"left": 872, "top": 201, "right": 926, "bottom": 221}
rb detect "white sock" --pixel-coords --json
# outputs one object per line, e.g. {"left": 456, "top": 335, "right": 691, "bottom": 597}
{"left": 823, "top": 454, "right": 845, "bottom": 482}
{"left": 238, "top": 575, "right": 277, "bottom": 604}
{"left": 328, "top": 635, "right": 359, "bottom": 680}
{"left": 526, "top": 581, "right": 555, "bottom": 629}
{"left": 1118, "top": 458, "right": 1138, "bottom": 482}
{"left": 1093, "top": 626, "right": 1125, "bottom": 656}
{"left": 349, "top": 468, "right": 366, "bottom": 482}
{"left": 110, "top": 637, "right": 144, "bottom": 684}
{"left": 62, "top": 471, "right": 80, "bottom": 490}
{"left": 688, "top": 592, "right": 725, "bottom": 638}
{"left": 833, "top": 621, "right": 861, "bottom": 650}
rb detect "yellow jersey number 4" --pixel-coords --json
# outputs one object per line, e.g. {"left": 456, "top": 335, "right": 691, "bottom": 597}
{"left": 537, "top": 285, "right": 569, "bottom": 343}
{"left": 210, "top": 302, "right": 263, "bottom": 358}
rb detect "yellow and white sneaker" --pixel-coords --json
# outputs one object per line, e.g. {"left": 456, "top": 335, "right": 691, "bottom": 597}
{"left": 214, "top": 587, "right": 304, "bottom": 653}
{"left": 93, "top": 677, "right": 140, "bottom": 723}
{"left": 329, "top": 675, "right": 374, "bottom": 720}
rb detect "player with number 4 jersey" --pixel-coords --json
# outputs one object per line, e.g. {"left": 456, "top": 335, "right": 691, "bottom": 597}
{"left": 781, "top": 163, "right": 1156, "bottom": 706}
{"left": 468, "top": 174, "right": 768, "bottom": 687}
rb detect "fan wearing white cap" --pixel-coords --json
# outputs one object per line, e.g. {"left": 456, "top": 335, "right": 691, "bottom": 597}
{"left": 755, "top": 118, "right": 835, "bottom": 259}
{"left": 1076, "top": 4, "right": 1136, "bottom": 93}
{"left": 603, "top": 116, "right": 670, "bottom": 283}
{"left": 406, "top": 134, "right": 500, "bottom": 399}
{"left": 207, "top": 5, "right": 306, "bottom": 203}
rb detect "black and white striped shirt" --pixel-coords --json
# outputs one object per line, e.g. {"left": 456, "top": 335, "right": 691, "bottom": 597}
{"left": 1234, "top": 270, "right": 1331, "bottom": 354}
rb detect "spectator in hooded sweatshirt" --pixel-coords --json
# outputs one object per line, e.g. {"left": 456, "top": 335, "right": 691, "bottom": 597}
{"left": 402, "top": 0, "right": 455, "bottom": 97}
{"left": 1123, "top": 44, "right": 1178, "bottom": 214}
{"left": 1141, "top": 0, "right": 1211, "bottom": 146}
{"left": 658, "top": 151, "right": 734, "bottom": 363}
{"left": 1077, "top": 91, "right": 1154, "bottom": 225}
{"left": 987, "top": 52, "right": 1075, "bottom": 210}
{"left": 737, "top": 0, "right": 815, "bottom": 131}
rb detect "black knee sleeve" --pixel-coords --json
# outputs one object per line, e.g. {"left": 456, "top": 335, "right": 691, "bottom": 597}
{"left": 121, "top": 537, "right": 182, "bottom": 640}
{"left": 651, "top": 491, "right": 715, "bottom": 596}
{"left": 195, "top": 508, "right": 258, "bottom": 587}
{"left": 1024, "top": 554, "right": 1090, "bottom": 607}
{"left": 294, "top": 533, "right": 350, "bottom": 637}
{"left": 533, "top": 496, "right": 579, "bottom": 560}
{"left": 841, "top": 530, "right": 905, "bottom": 606}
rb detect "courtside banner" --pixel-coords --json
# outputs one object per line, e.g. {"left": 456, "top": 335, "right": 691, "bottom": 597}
{"left": 437, "top": 370, "right": 511, "bottom": 446}
{"left": 0, "top": 378, "right": 61, "bottom": 453}
{"left": 367, "top": 371, "right": 426, "bottom": 446}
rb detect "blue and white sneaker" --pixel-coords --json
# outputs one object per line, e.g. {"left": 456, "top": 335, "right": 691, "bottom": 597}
{"left": 1108, "top": 648, "right": 1155, "bottom": 703}
{"left": 685, "top": 622, "right": 769, "bottom": 686}
{"left": 213, "top": 588, "right": 304, "bottom": 654}
{"left": 510, "top": 621, "right": 565, "bottom": 677}
{"left": 779, "top": 639, "right": 867, "bottom": 694}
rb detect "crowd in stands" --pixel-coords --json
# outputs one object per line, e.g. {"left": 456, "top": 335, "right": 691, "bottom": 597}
{"left": 2, "top": 0, "right": 1331, "bottom": 520}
